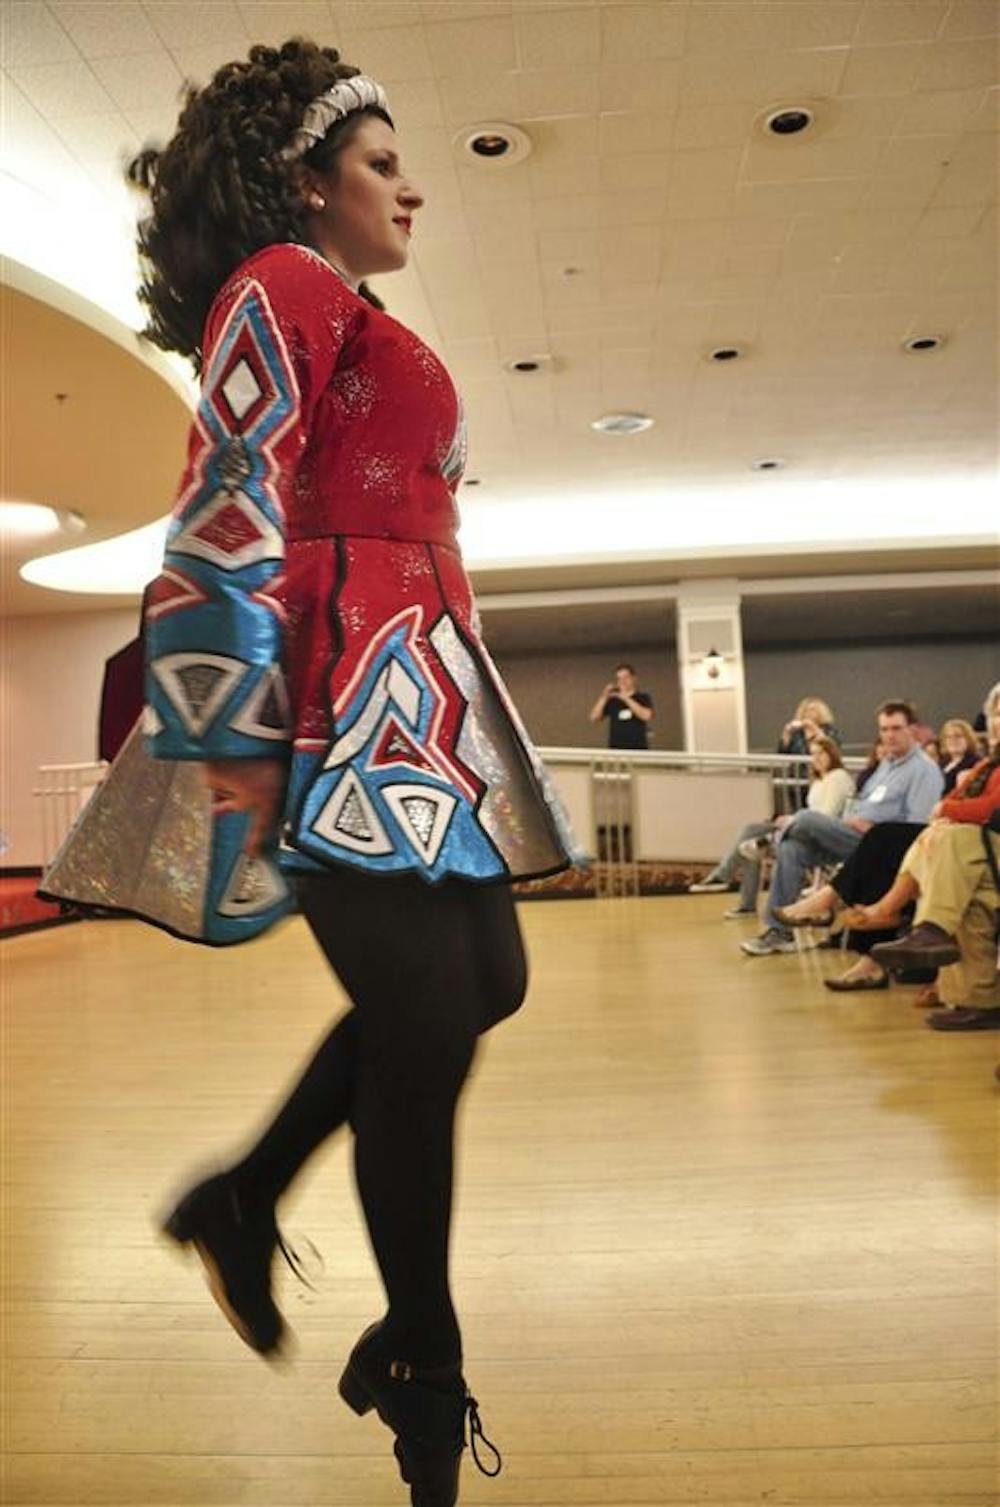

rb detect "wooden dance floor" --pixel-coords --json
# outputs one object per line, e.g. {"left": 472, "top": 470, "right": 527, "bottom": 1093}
{"left": 4, "top": 896, "right": 997, "bottom": 1505}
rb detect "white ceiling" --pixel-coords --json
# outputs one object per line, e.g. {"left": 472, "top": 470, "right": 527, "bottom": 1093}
{"left": 1, "top": 0, "right": 997, "bottom": 608}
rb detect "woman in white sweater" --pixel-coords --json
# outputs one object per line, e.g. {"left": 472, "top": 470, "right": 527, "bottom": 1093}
{"left": 691, "top": 737, "right": 854, "bottom": 918}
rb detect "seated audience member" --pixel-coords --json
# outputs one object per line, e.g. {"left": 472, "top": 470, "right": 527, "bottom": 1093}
{"left": 776, "top": 698, "right": 839, "bottom": 811}
{"left": 690, "top": 737, "right": 854, "bottom": 917}
{"left": 938, "top": 719, "right": 982, "bottom": 794}
{"left": 777, "top": 698, "right": 839, "bottom": 755}
{"left": 775, "top": 818, "right": 929, "bottom": 990}
{"left": 741, "top": 700, "right": 944, "bottom": 956}
{"left": 857, "top": 687, "right": 1000, "bottom": 1030}
{"left": 853, "top": 737, "right": 885, "bottom": 792}
{"left": 589, "top": 663, "right": 653, "bottom": 750}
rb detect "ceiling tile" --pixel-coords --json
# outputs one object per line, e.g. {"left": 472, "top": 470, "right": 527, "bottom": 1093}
{"left": 968, "top": 85, "right": 998, "bottom": 131}
{"left": 335, "top": 0, "right": 420, "bottom": 25}
{"left": 671, "top": 99, "right": 755, "bottom": 151}
{"left": 516, "top": 68, "right": 598, "bottom": 118}
{"left": 600, "top": 3, "right": 688, "bottom": 63}
{"left": 424, "top": 15, "right": 516, "bottom": 74}
{"left": 600, "top": 60, "right": 679, "bottom": 116}
{"left": 2, "top": 2, "right": 80, "bottom": 67}
{"left": 682, "top": 45, "right": 847, "bottom": 105}
{"left": 597, "top": 190, "right": 666, "bottom": 227}
{"left": 599, "top": 108, "right": 676, "bottom": 156}
{"left": 515, "top": 5, "right": 599, "bottom": 69}
{"left": 537, "top": 226, "right": 599, "bottom": 262}
{"left": 51, "top": 1, "right": 162, "bottom": 58}
{"left": 419, "top": 0, "right": 512, "bottom": 20}
{"left": 940, "top": 0, "right": 1000, "bottom": 38}
{"left": 532, "top": 193, "right": 601, "bottom": 229}
{"left": 438, "top": 72, "right": 519, "bottom": 128}
{"left": 237, "top": 4, "right": 338, "bottom": 46}
{"left": 457, "top": 160, "right": 533, "bottom": 205}
{"left": 90, "top": 51, "right": 185, "bottom": 116}
{"left": 822, "top": 96, "right": 905, "bottom": 139}
{"left": 736, "top": 177, "right": 871, "bottom": 218}
{"left": 863, "top": 164, "right": 948, "bottom": 209}
{"left": 144, "top": 1, "right": 248, "bottom": 49}
{"left": 914, "top": 203, "right": 988, "bottom": 237}
{"left": 687, "top": 1, "right": 862, "bottom": 54}
{"left": 599, "top": 151, "right": 672, "bottom": 194}
{"left": 10, "top": 59, "right": 119, "bottom": 121}
{"left": 896, "top": 86, "right": 990, "bottom": 134}
{"left": 877, "top": 133, "right": 959, "bottom": 177}
{"left": 838, "top": 42, "right": 928, "bottom": 95}
{"left": 384, "top": 77, "right": 445, "bottom": 130}
{"left": 52, "top": 109, "right": 137, "bottom": 166}
{"left": 339, "top": 23, "right": 434, "bottom": 80}
{"left": 854, "top": 0, "right": 950, "bottom": 45}
{"left": 529, "top": 150, "right": 601, "bottom": 197}
{"left": 915, "top": 37, "right": 1000, "bottom": 91}
{"left": 744, "top": 133, "right": 884, "bottom": 185}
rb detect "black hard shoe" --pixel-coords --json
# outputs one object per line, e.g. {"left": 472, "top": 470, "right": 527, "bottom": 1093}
{"left": 339, "top": 1322, "right": 501, "bottom": 1507}
{"left": 161, "top": 1172, "right": 292, "bottom": 1357}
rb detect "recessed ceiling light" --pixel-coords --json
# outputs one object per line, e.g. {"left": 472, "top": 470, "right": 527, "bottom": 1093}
{"left": 455, "top": 121, "right": 532, "bottom": 168}
{"left": 591, "top": 412, "right": 655, "bottom": 436}
{"left": 504, "top": 354, "right": 553, "bottom": 373}
{"left": 903, "top": 335, "right": 945, "bottom": 353}
{"left": 0, "top": 501, "right": 63, "bottom": 538}
{"left": 764, "top": 106, "right": 815, "bottom": 137}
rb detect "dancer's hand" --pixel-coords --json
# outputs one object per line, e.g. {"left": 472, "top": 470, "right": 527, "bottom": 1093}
{"left": 203, "top": 758, "right": 285, "bottom": 855}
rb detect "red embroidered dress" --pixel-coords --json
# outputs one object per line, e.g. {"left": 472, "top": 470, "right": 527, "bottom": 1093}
{"left": 138, "top": 243, "right": 573, "bottom": 936}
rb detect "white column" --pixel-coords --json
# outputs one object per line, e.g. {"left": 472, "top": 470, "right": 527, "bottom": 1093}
{"left": 676, "top": 580, "right": 747, "bottom": 754}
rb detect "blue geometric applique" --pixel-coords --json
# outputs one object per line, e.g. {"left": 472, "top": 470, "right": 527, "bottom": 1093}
{"left": 289, "top": 607, "right": 504, "bottom": 882}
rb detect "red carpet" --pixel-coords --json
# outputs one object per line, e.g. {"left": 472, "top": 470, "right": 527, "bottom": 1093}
{"left": 0, "top": 876, "right": 68, "bottom": 936}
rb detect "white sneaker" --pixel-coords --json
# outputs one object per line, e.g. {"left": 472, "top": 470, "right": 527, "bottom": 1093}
{"left": 740, "top": 928, "right": 796, "bottom": 956}
{"left": 737, "top": 835, "right": 772, "bottom": 863}
{"left": 688, "top": 878, "right": 729, "bottom": 893}
{"left": 724, "top": 906, "right": 757, "bottom": 920}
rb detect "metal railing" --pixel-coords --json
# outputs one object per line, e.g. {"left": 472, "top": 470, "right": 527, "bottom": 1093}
{"left": 33, "top": 761, "right": 107, "bottom": 868}
{"left": 538, "top": 747, "right": 866, "bottom": 899}
{"left": 33, "top": 747, "right": 864, "bottom": 900}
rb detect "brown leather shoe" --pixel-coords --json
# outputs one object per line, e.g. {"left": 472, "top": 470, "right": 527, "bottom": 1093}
{"left": 927, "top": 1008, "right": 1000, "bottom": 1032}
{"left": 871, "top": 923, "right": 960, "bottom": 972}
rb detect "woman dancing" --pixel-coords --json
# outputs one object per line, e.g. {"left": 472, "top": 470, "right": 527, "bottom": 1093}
{"left": 126, "top": 38, "right": 575, "bottom": 1506}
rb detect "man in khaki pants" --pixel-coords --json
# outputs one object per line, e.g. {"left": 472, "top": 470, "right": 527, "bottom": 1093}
{"left": 873, "top": 821, "right": 1000, "bottom": 1031}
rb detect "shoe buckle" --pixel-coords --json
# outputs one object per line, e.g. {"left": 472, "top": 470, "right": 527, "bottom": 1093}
{"left": 389, "top": 1360, "right": 414, "bottom": 1382}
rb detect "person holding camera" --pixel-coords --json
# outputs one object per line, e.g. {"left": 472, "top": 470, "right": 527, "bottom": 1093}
{"left": 589, "top": 664, "right": 654, "bottom": 751}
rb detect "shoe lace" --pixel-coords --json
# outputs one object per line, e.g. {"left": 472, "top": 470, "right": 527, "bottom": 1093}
{"left": 465, "top": 1394, "right": 502, "bottom": 1477}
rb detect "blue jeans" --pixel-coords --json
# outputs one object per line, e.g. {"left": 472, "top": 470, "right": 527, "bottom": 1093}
{"left": 712, "top": 820, "right": 773, "bottom": 909}
{"left": 765, "top": 810, "right": 862, "bottom": 929}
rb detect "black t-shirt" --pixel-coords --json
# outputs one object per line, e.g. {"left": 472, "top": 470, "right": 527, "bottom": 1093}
{"left": 604, "top": 692, "right": 653, "bottom": 750}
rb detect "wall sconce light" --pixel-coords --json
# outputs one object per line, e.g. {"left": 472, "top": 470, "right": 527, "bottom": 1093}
{"left": 703, "top": 647, "right": 724, "bottom": 680}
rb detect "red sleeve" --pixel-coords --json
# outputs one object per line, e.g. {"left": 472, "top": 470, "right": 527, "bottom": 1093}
{"left": 144, "top": 245, "right": 362, "bottom": 761}
{"left": 939, "top": 762, "right": 1000, "bottom": 824}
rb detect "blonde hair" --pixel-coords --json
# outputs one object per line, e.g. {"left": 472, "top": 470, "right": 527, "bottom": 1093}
{"left": 939, "top": 719, "right": 978, "bottom": 758}
{"left": 795, "top": 697, "right": 834, "bottom": 725}
{"left": 984, "top": 682, "right": 1000, "bottom": 720}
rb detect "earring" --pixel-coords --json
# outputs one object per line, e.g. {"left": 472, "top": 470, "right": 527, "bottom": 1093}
{"left": 309, "top": 193, "right": 326, "bottom": 211}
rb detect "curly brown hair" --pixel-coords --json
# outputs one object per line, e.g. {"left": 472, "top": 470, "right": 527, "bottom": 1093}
{"left": 126, "top": 37, "right": 391, "bottom": 370}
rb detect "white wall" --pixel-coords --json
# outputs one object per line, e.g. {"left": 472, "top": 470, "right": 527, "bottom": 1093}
{"left": 1, "top": 608, "right": 138, "bottom": 866}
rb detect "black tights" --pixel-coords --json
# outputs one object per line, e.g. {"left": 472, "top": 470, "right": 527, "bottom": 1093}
{"left": 230, "top": 866, "right": 527, "bottom": 1368}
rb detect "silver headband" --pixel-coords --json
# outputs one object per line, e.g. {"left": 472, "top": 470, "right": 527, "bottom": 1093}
{"left": 280, "top": 75, "right": 391, "bottom": 162}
